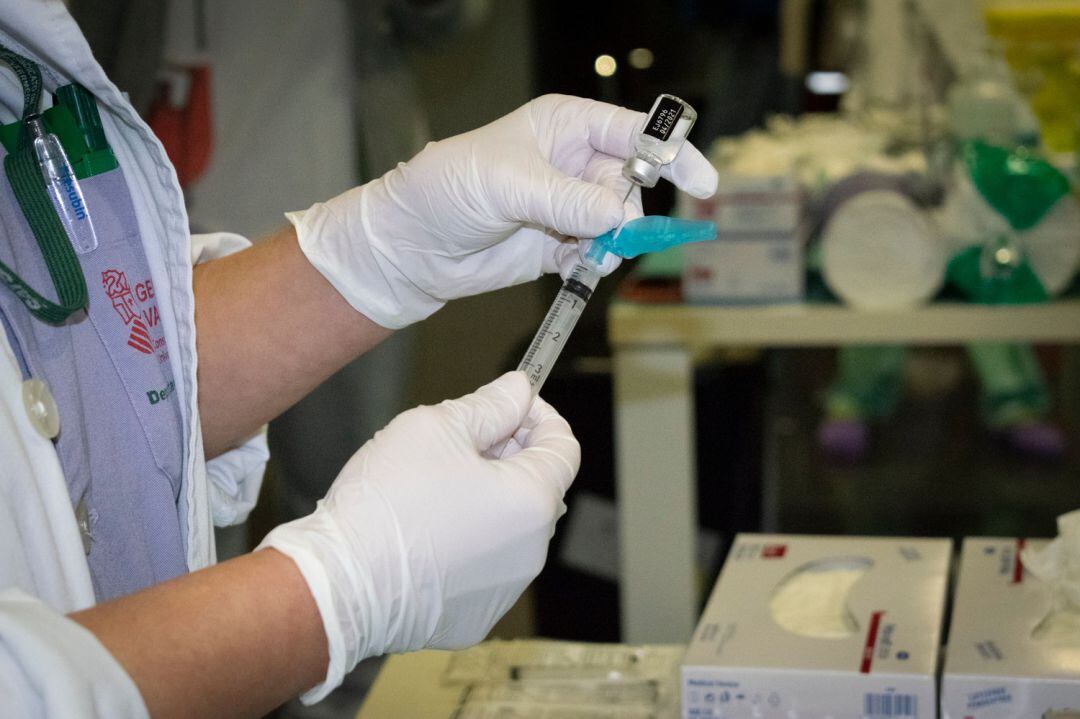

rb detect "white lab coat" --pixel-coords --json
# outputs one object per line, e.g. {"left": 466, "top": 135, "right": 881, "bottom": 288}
{"left": 0, "top": 2, "right": 268, "bottom": 715}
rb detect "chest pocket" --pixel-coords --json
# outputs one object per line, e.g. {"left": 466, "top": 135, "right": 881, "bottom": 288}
{"left": 0, "top": 49, "right": 187, "bottom": 602}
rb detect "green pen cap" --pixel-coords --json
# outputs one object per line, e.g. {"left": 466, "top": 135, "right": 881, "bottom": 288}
{"left": 55, "top": 84, "right": 108, "bottom": 152}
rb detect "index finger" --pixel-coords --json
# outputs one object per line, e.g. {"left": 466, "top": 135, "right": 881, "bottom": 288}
{"left": 582, "top": 101, "right": 646, "bottom": 159}
{"left": 662, "top": 142, "right": 719, "bottom": 199}
{"left": 581, "top": 99, "right": 718, "bottom": 199}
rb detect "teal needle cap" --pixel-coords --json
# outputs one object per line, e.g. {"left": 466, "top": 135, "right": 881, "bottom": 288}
{"left": 586, "top": 215, "right": 718, "bottom": 264}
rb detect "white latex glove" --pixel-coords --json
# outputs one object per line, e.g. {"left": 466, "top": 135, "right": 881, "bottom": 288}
{"left": 258, "top": 372, "right": 580, "bottom": 703}
{"left": 289, "top": 94, "right": 719, "bottom": 328}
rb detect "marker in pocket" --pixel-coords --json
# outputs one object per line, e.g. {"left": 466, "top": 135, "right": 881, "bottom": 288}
{"left": 27, "top": 115, "right": 98, "bottom": 254}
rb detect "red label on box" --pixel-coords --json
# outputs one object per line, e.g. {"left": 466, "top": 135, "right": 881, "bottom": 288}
{"left": 762, "top": 544, "right": 787, "bottom": 559}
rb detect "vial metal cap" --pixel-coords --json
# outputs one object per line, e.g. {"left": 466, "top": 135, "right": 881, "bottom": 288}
{"left": 622, "top": 156, "right": 660, "bottom": 189}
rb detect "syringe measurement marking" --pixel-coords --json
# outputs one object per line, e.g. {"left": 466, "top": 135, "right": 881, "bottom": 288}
{"left": 519, "top": 294, "right": 573, "bottom": 381}
{"left": 518, "top": 273, "right": 593, "bottom": 385}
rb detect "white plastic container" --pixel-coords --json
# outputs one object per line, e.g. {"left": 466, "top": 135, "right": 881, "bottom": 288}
{"left": 820, "top": 191, "right": 946, "bottom": 309}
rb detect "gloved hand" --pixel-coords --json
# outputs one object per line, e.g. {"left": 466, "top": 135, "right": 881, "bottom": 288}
{"left": 258, "top": 372, "right": 580, "bottom": 703}
{"left": 289, "top": 94, "right": 719, "bottom": 328}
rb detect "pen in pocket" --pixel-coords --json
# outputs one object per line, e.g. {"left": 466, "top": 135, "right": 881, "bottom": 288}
{"left": 27, "top": 114, "right": 98, "bottom": 255}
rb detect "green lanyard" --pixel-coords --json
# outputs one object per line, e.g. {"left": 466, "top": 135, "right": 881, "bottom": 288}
{"left": 0, "top": 43, "right": 88, "bottom": 324}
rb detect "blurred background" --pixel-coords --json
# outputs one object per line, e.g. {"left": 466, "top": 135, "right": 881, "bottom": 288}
{"left": 407, "top": 0, "right": 1080, "bottom": 643}
{"left": 72, "top": 0, "right": 1080, "bottom": 714}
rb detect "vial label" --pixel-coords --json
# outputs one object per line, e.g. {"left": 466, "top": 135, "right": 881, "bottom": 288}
{"left": 643, "top": 96, "right": 685, "bottom": 141}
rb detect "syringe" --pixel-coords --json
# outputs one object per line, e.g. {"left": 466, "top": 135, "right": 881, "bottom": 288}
{"left": 515, "top": 214, "right": 717, "bottom": 398}
{"left": 515, "top": 94, "right": 699, "bottom": 395}
{"left": 518, "top": 261, "right": 602, "bottom": 391}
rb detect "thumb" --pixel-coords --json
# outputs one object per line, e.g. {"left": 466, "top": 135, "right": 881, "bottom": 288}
{"left": 443, "top": 371, "right": 534, "bottom": 452}
{"left": 508, "top": 158, "right": 625, "bottom": 240}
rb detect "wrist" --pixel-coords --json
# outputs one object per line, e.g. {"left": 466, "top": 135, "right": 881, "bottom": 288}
{"left": 258, "top": 512, "right": 376, "bottom": 703}
{"left": 288, "top": 179, "right": 444, "bottom": 330}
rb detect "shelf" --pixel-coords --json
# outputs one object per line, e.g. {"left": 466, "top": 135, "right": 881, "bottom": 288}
{"left": 610, "top": 298, "right": 1080, "bottom": 347}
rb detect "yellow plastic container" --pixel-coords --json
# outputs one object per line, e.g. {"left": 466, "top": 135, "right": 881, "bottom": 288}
{"left": 985, "top": 2, "right": 1080, "bottom": 153}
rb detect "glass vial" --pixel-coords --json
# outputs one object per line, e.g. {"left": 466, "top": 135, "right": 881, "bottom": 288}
{"left": 622, "top": 94, "right": 698, "bottom": 189}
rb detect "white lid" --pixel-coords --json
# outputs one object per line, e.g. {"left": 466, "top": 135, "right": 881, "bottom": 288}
{"left": 821, "top": 191, "right": 946, "bottom": 309}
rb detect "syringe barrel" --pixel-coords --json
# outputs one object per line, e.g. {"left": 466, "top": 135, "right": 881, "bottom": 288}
{"left": 517, "top": 263, "right": 601, "bottom": 393}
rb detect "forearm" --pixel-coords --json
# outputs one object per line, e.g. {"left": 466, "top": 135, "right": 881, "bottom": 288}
{"left": 70, "top": 549, "right": 328, "bottom": 719}
{"left": 193, "top": 226, "right": 392, "bottom": 457}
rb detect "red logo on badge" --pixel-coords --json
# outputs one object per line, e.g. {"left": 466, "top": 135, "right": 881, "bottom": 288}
{"left": 126, "top": 317, "right": 153, "bottom": 354}
{"left": 102, "top": 269, "right": 158, "bottom": 355}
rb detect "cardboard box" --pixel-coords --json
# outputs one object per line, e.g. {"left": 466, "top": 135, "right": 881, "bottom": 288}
{"left": 682, "top": 534, "right": 951, "bottom": 718}
{"left": 941, "top": 538, "right": 1080, "bottom": 718}
{"left": 678, "top": 176, "right": 804, "bottom": 304}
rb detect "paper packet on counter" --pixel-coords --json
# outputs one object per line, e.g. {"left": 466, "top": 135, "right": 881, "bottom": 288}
{"left": 453, "top": 704, "right": 655, "bottom": 719}
{"left": 444, "top": 640, "right": 682, "bottom": 684}
{"left": 1022, "top": 510, "right": 1080, "bottom": 644}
